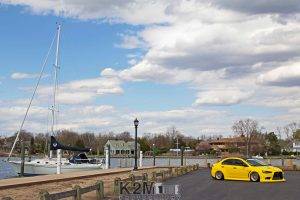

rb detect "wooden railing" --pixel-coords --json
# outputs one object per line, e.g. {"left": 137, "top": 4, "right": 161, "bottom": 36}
{"left": 39, "top": 180, "right": 104, "bottom": 200}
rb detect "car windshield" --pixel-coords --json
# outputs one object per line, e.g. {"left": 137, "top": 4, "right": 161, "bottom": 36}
{"left": 246, "top": 159, "right": 268, "bottom": 166}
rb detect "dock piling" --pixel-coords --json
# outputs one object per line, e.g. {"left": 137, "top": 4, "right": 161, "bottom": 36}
{"left": 139, "top": 151, "right": 143, "bottom": 167}
{"left": 20, "top": 140, "right": 25, "bottom": 177}
{"left": 57, "top": 149, "right": 62, "bottom": 174}
{"left": 180, "top": 146, "right": 184, "bottom": 166}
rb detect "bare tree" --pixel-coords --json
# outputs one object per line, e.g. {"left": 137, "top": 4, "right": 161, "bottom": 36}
{"left": 116, "top": 131, "right": 132, "bottom": 142}
{"left": 232, "top": 119, "right": 260, "bottom": 157}
{"left": 283, "top": 122, "right": 298, "bottom": 139}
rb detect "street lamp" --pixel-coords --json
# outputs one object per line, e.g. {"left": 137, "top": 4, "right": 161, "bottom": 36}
{"left": 153, "top": 143, "right": 156, "bottom": 166}
{"left": 133, "top": 118, "right": 139, "bottom": 170}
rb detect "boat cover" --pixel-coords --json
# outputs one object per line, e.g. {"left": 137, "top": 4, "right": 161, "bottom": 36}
{"left": 50, "top": 136, "right": 91, "bottom": 152}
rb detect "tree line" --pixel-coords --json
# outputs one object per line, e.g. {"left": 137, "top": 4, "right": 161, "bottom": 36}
{"left": 0, "top": 120, "right": 299, "bottom": 156}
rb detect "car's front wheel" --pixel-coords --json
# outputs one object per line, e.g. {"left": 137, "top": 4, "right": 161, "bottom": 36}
{"left": 215, "top": 171, "right": 224, "bottom": 180}
{"left": 250, "top": 172, "right": 260, "bottom": 182}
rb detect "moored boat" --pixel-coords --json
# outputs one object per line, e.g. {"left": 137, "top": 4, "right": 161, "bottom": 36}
{"left": 7, "top": 24, "right": 104, "bottom": 175}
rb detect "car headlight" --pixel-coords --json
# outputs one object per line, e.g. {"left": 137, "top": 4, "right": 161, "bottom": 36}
{"left": 262, "top": 170, "right": 272, "bottom": 174}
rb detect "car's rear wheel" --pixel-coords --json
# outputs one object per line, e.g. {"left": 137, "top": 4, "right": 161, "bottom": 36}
{"left": 250, "top": 172, "right": 260, "bottom": 182}
{"left": 215, "top": 171, "right": 224, "bottom": 180}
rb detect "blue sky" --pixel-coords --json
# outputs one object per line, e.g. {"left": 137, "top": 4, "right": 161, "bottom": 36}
{"left": 0, "top": 1, "right": 299, "bottom": 137}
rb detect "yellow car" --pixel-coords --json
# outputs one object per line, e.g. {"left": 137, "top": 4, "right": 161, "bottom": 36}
{"left": 211, "top": 157, "right": 285, "bottom": 182}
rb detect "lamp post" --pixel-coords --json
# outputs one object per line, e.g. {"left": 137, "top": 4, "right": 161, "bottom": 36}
{"left": 153, "top": 143, "right": 156, "bottom": 166}
{"left": 133, "top": 118, "right": 139, "bottom": 171}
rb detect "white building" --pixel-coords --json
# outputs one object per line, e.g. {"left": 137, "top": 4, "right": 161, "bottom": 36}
{"left": 104, "top": 140, "right": 140, "bottom": 156}
{"left": 292, "top": 140, "right": 300, "bottom": 153}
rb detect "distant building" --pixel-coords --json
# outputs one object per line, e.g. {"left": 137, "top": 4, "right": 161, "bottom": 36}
{"left": 208, "top": 137, "right": 260, "bottom": 153}
{"left": 170, "top": 147, "right": 194, "bottom": 153}
{"left": 104, "top": 140, "right": 140, "bottom": 156}
{"left": 292, "top": 140, "right": 300, "bottom": 153}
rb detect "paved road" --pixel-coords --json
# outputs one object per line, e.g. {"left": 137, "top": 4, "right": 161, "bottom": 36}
{"left": 164, "top": 169, "right": 300, "bottom": 200}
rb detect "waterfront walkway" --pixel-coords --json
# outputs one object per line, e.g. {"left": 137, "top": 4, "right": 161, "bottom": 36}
{"left": 0, "top": 166, "right": 155, "bottom": 189}
{"left": 164, "top": 169, "right": 300, "bottom": 200}
{"left": 0, "top": 166, "right": 168, "bottom": 199}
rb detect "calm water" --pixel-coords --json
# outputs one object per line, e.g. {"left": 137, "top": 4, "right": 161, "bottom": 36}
{"left": 0, "top": 157, "right": 216, "bottom": 179}
{"left": 0, "top": 157, "right": 18, "bottom": 179}
{"left": 1, "top": 157, "right": 299, "bottom": 180}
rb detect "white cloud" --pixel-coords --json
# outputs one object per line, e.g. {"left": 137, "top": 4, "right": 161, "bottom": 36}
{"left": 0, "top": 0, "right": 174, "bottom": 24}
{"left": 2, "top": 0, "right": 300, "bottom": 136}
{"left": 101, "top": 61, "right": 203, "bottom": 85}
{"left": 257, "top": 62, "right": 300, "bottom": 86}
{"left": 117, "top": 34, "right": 145, "bottom": 49}
{"left": 37, "top": 77, "right": 123, "bottom": 105}
{"left": 0, "top": 101, "right": 231, "bottom": 136}
{"left": 210, "top": 0, "right": 300, "bottom": 14}
{"left": 249, "top": 87, "right": 300, "bottom": 108}
{"left": 195, "top": 89, "right": 253, "bottom": 106}
{"left": 11, "top": 72, "right": 40, "bottom": 79}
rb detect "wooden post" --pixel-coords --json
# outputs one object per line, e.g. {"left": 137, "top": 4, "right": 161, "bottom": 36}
{"left": 168, "top": 168, "right": 173, "bottom": 178}
{"left": 142, "top": 173, "right": 148, "bottom": 181}
{"left": 182, "top": 167, "right": 186, "bottom": 174}
{"left": 168, "top": 157, "right": 171, "bottom": 166}
{"left": 39, "top": 190, "right": 50, "bottom": 200}
{"left": 178, "top": 167, "right": 181, "bottom": 175}
{"left": 73, "top": 185, "right": 81, "bottom": 200}
{"left": 180, "top": 146, "right": 184, "bottom": 166}
{"left": 20, "top": 140, "right": 25, "bottom": 177}
{"left": 281, "top": 157, "right": 284, "bottom": 167}
{"left": 174, "top": 168, "right": 178, "bottom": 176}
{"left": 152, "top": 171, "right": 157, "bottom": 182}
{"left": 162, "top": 171, "right": 165, "bottom": 181}
{"left": 129, "top": 174, "right": 135, "bottom": 187}
{"left": 96, "top": 180, "right": 104, "bottom": 200}
{"left": 114, "top": 177, "right": 121, "bottom": 195}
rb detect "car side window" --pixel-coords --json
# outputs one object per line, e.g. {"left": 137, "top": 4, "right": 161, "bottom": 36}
{"left": 234, "top": 159, "right": 248, "bottom": 167}
{"left": 222, "top": 159, "right": 235, "bottom": 165}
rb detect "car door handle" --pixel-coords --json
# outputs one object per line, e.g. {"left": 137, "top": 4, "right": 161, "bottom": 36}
{"left": 233, "top": 167, "right": 237, "bottom": 169}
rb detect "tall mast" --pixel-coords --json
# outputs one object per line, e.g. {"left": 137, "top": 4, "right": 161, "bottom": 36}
{"left": 50, "top": 24, "right": 61, "bottom": 158}
{"left": 8, "top": 25, "right": 57, "bottom": 159}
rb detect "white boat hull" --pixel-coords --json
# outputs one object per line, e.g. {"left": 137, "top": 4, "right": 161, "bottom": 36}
{"left": 8, "top": 161, "right": 103, "bottom": 175}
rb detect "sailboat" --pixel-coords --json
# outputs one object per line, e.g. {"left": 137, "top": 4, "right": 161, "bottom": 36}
{"left": 6, "top": 24, "right": 104, "bottom": 175}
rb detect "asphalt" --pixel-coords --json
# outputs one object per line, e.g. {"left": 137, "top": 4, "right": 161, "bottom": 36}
{"left": 163, "top": 169, "right": 300, "bottom": 200}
